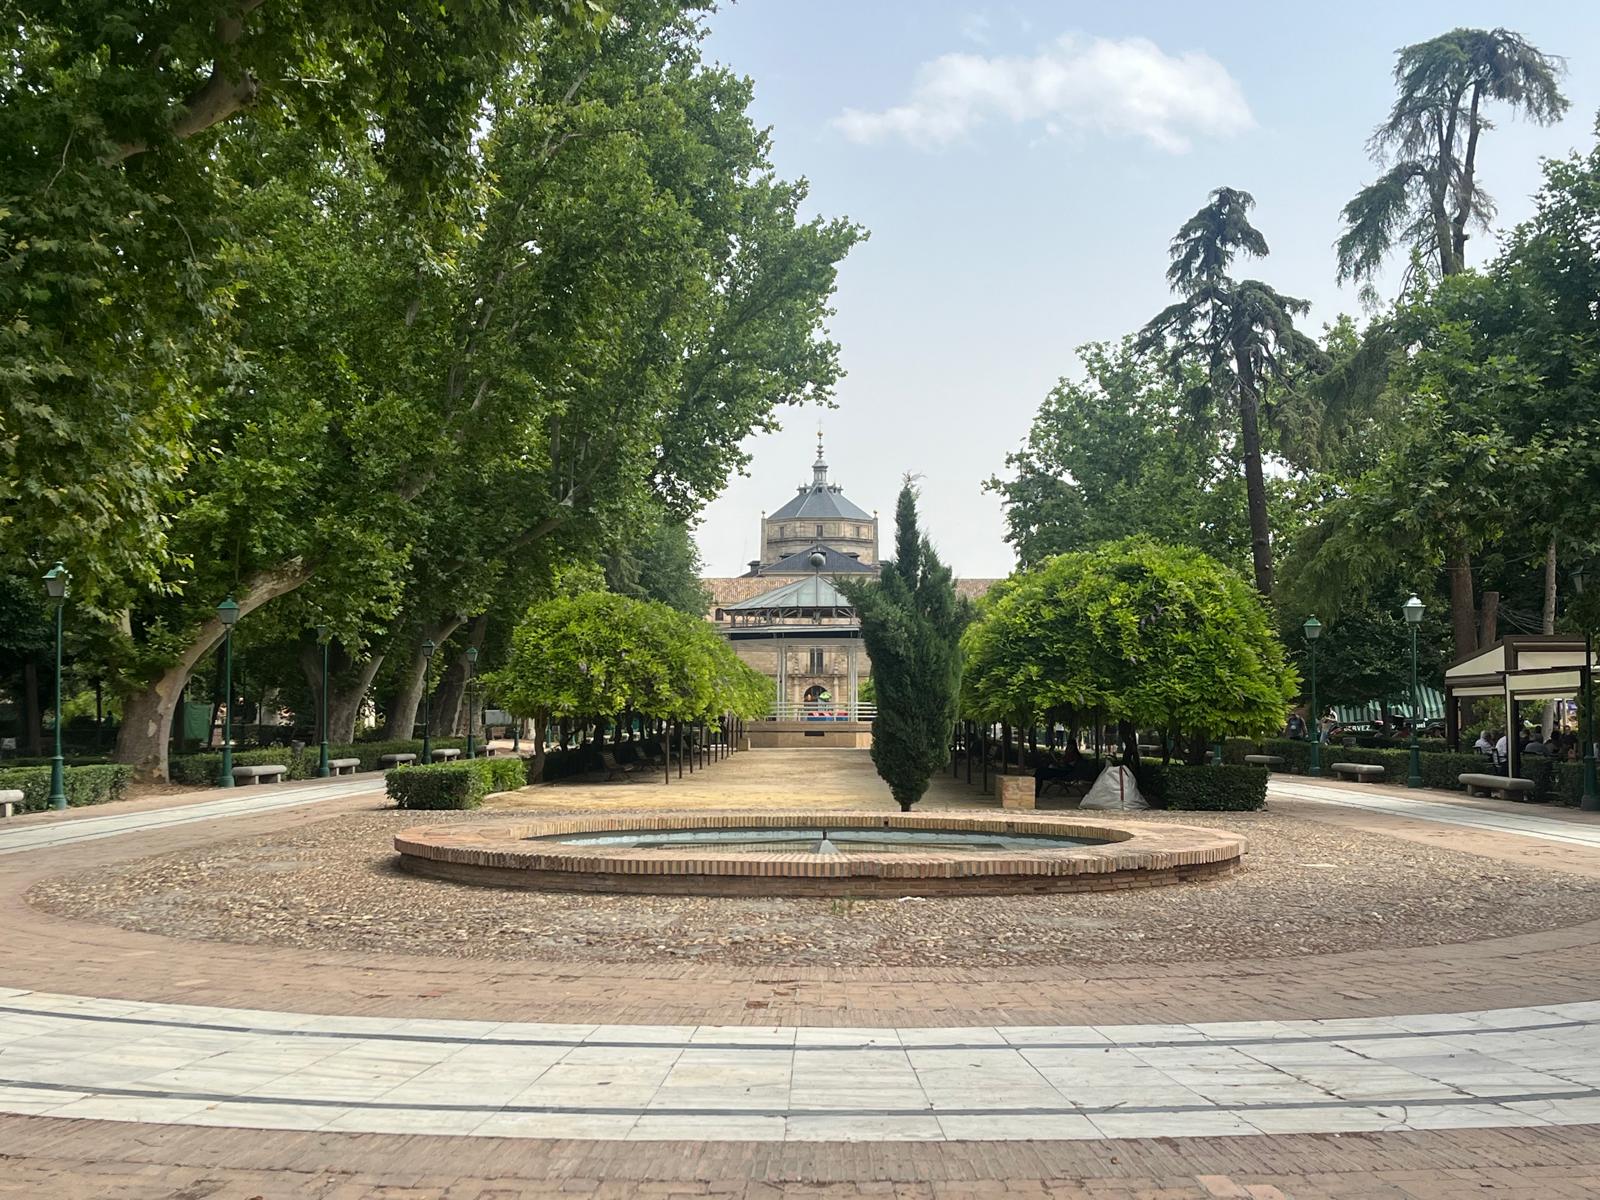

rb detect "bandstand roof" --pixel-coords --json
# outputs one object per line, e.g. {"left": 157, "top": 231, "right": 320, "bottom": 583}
{"left": 1443, "top": 634, "right": 1589, "bottom": 701}
{"left": 723, "top": 574, "right": 853, "bottom": 613}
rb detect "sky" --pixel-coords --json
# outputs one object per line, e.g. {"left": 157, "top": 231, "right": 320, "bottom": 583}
{"left": 692, "top": 1, "right": 1600, "bottom": 580}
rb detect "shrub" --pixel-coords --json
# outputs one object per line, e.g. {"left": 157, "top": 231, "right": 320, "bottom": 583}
{"left": 1136, "top": 762, "right": 1267, "bottom": 811}
{"left": 387, "top": 756, "right": 527, "bottom": 810}
{"left": 0, "top": 763, "right": 133, "bottom": 813}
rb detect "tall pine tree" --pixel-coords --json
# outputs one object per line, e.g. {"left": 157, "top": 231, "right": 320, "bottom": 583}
{"left": 845, "top": 483, "right": 968, "bottom": 811}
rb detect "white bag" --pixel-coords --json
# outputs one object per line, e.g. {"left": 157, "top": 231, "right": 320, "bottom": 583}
{"left": 1079, "top": 764, "right": 1149, "bottom": 811}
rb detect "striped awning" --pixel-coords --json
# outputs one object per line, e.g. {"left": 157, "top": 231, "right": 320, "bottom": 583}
{"left": 1334, "top": 685, "right": 1445, "bottom": 725}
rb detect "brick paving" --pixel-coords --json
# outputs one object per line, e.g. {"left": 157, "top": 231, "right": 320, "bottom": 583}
{"left": 2, "top": 1115, "right": 1599, "bottom": 1196}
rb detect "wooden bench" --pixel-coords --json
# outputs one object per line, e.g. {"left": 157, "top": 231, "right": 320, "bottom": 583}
{"left": 232, "top": 764, "right": 286, "bottom": 786}
{"left": 378, "top": 753, "right": 417, "bottom": 768}
{"left": 0, "top": 788, "right": 21, "bottom": 818}
{"left": 430, "top": 748, "right": 462, "bottom": 762}
{"left": 1459, "top": 772, "right": 1536, "bottom": 800}
{"left": 1331, "top": 762, "right": 1384, "bottom": 783}
{"left": 1243, "top": 754, "right": 1286, "bottom": 769}
{"left": 329, "top": 757, "right": 360, "bottom": 776}
{"left": 600, "top": 751, "right": 636, "bottom": 783}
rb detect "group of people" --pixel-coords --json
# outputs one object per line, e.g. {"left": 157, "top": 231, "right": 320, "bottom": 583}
{"left": 1473, "top": 727, "right": 1585, "bottom": 767}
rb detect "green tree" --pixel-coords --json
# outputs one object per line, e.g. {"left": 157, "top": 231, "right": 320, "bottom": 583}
{"left": 962, "top": 538, "right": 1297, "bottom": 764}
{"left": 843, "top": 484, "right": 967, "bottom": 811}
{"left": 605, "top": 514, "right": 712, "bottom": 616}
{"left": 1, "top": 1, "right": 604, "bottom": 584}
{"left": 1337, "top": 27, "right": 1567, "bottom": 290}
{"left": 1138, "top": 188, "right": 1322, "bottom": 596}
{"left": 987, "top": 340, "right": 1253, "bottom": 572}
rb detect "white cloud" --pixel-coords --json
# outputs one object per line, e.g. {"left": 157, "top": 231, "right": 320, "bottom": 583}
{"left": 832, "top": 35, "right": 1254, "bottom": 153}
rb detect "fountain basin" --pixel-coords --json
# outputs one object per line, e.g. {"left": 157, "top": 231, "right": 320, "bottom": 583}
{"left": 393, "top": 812, "right": 1245, "bottom": 897}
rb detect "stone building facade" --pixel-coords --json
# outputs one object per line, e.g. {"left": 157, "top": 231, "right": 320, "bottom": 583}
{"left": 704, "top": 436, "right": 998, "bottom": 717}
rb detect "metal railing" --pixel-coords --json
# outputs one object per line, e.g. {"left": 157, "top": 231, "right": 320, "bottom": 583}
{"left": 765, "top": 700, "right": 875, "bottom": 722}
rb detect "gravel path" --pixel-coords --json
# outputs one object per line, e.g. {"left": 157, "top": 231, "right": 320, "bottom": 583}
{"left": 28, "top": 805, "right": 1600, "bottom": 968}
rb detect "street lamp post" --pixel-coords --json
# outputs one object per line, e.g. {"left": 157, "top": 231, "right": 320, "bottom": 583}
{"left": 314, "top": 625, "right": 331, "bottom": 778}
{"left": 1403, "top": 594, "right": 1425, "bottom": 789}
{"left": 1574, "top": 567, "right": 1598, "bottom": 811}
{"left": 43, "top": 562, "right": 69, "bottom": 810}
{"left": 465, "top": 646, "right": 479, "bottom": 759}
{"left": 216, "top": 597, "right": 240, "bottom": 788}
{"left": 1303, "top": 615, "right": 1323, "bottom": 777}
{"left": 420, "top": 640, "right": 436, "bottom": 764}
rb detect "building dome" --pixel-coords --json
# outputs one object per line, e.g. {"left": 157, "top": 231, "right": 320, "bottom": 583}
{"left": 755, "top": 433, "right": 879, "bottom": 574}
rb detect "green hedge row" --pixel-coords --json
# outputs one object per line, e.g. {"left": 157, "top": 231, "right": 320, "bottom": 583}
{"left": 1222, "top": 737, "right": 1584, "bottom": 804}
{"left": 0, "top": 764, "right": 133, "bottom": 813}
{"left": 387, "top": 758, "right": 528, "bottom": 810}
{"left": 1135, "top": 762, "right": 1268, "bottom": 811}
{"left": 168, "top": 738, "right": 468, "bottom": 786}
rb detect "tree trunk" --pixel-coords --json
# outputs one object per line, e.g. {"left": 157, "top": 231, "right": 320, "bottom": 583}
{"left": 329, "top": 654, "right": 384, "bottom": 743}
{"left": 22, "top": 660, "right": 42, "bottom": 757}
{"left": 113, "top": 562, "right": 311, "bottom": 780}
{"left": 1478, "top": 591, "right": 1500, "bottom": 651}
{"left": 433, "top": 614, "right": 488, "bottom": 736}
{"left": 1448, "top": 544, "right": 1479, "bottom": 658}
{"left": 381, "top": 615, "right": 466, "bottom": 739}
{"left": 1234, "top": 356, "right": 1274, "bottom": 596}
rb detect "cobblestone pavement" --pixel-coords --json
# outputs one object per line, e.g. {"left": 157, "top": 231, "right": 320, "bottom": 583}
{"left": 4, "top": 751, "right": 1600, "bottom": 1194}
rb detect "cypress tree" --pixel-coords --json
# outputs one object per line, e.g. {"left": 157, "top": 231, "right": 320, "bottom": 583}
{"left": 845, "top": 483, "right": 968, "bottom": 811}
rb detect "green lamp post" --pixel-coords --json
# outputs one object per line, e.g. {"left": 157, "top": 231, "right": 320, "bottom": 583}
{"left": 1574, "top": 566, "right": 1598, "bottom": 812}
{"left": 1403, "top": 594, "right": 1425, "bottom": 788}
{"left": 215, "top": 596, "right": 240, "bottom": 788}
{"left": 465, "top": 646, "right": 479, "bottom": 760}
{"left": 420, "top": 639, "right": 436, "bottom": 764}
{"left": 43, "top": 561, "right": 69, "bottom": 810}
{"left": 314, "top": 624, "right": 331, "bottom": 778}
{"left": 1303, "top": 615, "right": 1323, "bottom": 777}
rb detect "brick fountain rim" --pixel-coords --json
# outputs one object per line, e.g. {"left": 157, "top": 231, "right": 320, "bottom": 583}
{"left": 393, "top": 812, "right": 1247, "bottom": 897}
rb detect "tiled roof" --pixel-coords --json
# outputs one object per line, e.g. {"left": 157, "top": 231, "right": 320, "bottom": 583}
{"left": 747, "top": 546, "right": 875, "bottom": 577}
{"left": 768, "top": 483, "right": 872, "bottom": 521}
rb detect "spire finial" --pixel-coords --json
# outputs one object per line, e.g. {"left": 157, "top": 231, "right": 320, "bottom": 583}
{"left": 816, "top": 425, "right": 824, "bottom": 462}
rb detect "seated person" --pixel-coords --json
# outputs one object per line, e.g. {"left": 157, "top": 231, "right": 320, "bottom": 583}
{"left": 1473, "top": 729, "right": 1495, "bottom": 756}
{"left": 1523, "top": 731, "right": 1550, "bottom": 757}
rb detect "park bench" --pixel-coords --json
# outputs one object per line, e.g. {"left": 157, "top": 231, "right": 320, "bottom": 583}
{"left": 0, "top": 788, "right": 21, "bottom": 818}
{"left": 1243, "top": 754, "right": 1286, "bottom": 770}
{"left": 600, "top": 751, "right": 636, "bottom": 783}
{"left": 329, "top": 757, "right": 360, "bottom": 776}
{"left": 1331, "top": 762, "right": 1384, "bottom": 783}
{"left": 430, "top": 748, "right": 462, "bottom": 762}
{"left": 232, "top": 764, "right": 286, "bottom": 786}
{"left": 378, "top": 753, "right": 417, "bottom": 768}
{"left": 1459, "top": 772, "right": 1537, "bottom": 801}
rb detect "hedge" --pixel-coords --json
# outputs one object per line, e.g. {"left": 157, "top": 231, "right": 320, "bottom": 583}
{"left": 0, "top": 763, "right": 133, "bottom": 813}
{"left": 1135, "top": 762, "right": 1268, "bottom": 811}
{"left": 168, "top": 738, "right": 467, "bottom": 786}
{"left": 387, "top": 757, "right": 527, "bottom": 810}
{"left": 1222, "top": 737, "right": 1582, "bottom": 804}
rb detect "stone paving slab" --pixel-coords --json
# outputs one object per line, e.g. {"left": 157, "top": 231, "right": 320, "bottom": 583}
{"left": 2, "top": 986, "right": 1598, "bottom": 1142}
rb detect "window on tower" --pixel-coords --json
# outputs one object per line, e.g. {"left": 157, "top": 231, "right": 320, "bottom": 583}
{"left": 815, "top": 523, "right": 824, "bottom": 537}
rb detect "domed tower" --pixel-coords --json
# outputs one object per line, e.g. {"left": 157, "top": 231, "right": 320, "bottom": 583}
{"left": 757, "top": 433, "right": 878, "bottom": 572}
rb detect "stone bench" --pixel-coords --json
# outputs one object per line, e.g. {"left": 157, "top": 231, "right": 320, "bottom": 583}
{"left": 232, "top": 764, "right": 286, "bottom": 785}
{"left": 0, "top": 788, "right": 22, "bottom": 818}
{"left": 1331, "top": 762, "right": 1385, "bottom": 783}
{"left": 329, "top": 757, "right": 360, "bottom": 776}
{"left": 1243, "top": 754, "right": 1286, "bottom": 769}
{"left": 1459, "top": 772, "right": 1536, "bottom": 800}
{"left": 378, "top": 753, "right": 417, "bottom": 768}
{"left": 430, "top": 748, "right": 462, "bottom": 762}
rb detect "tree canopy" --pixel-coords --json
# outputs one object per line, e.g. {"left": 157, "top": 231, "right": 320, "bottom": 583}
{"left": 962, "top": 539, "right": 1297, "bottom": 754}
{"left": 844, "top": 484, "right": 968, "bottom": 811}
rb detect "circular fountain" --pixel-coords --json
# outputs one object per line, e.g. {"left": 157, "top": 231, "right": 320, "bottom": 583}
{"left": 393, "top": 812, "right": 1244, "bottom": 897}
